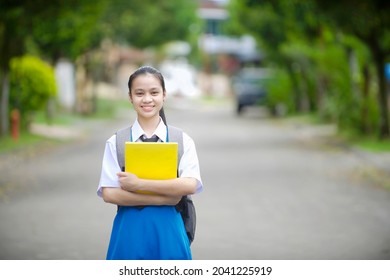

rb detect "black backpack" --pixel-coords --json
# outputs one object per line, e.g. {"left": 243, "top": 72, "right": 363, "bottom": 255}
{"left": 115, "top": 125, "right": 196, "bottom": 244}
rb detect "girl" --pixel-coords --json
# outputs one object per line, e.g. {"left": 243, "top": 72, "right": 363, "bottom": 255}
{"left": 97, "top": 66, "right": 203, "bottom": 260}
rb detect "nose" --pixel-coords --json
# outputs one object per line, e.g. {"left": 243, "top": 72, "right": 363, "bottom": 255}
{"left": 142, "top": 93, "right": 152, "bottom": 103}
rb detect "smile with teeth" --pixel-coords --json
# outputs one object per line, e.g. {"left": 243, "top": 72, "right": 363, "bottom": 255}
{"left": 142, "top": 105, "right": 154, "bottom": 112}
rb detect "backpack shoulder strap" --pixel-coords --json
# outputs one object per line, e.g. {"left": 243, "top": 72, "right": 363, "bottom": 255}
{"left": 115, "top": 126, "right": 131, "bottom": 171}
{"left": 168, "top": 126, "right": 195, "bottom": 243}
{"left": 167, "top": 125, "right": 184, "bottom": 163}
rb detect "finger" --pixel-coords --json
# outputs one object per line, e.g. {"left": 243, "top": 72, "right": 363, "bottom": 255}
{"left": 117, "top": 172, "right": 127, "bottom": 177}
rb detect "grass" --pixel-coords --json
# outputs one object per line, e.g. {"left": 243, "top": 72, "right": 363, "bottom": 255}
{"left": 284, "top": 113, "right": 390, "bottom": 153}
{"left": 33, "top": 110, "right": 82, "bottom": 126}
{"left": 284, "top": 112, "right": 324, "bottom": 125}
{"left": 90, "top": 97, "right": 130, "bottom": 119}
{"left": 33, "top": 98, "right": 129, "bottom": 125}
{"left": 200, "top": 95, "right": 232, "bottom": 106}
{"left": 0, "top": 98, "right": 128, "bottom": 155}
{"left": 350, "top": 137, "right": 390, "bottom": 152}
{"left": 338, "top": 128, "right": 390, "bottom": 153}
{"left": 0, "top": 131, "right": 59, "bottom": 155}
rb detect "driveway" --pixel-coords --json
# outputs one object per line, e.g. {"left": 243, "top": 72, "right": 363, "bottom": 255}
{"left": 0, "top": 100, "right": 390, "bottom": 259}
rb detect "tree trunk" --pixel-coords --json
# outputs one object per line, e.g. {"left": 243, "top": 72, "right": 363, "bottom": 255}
{"left": 0, "top": 69, "right": 10, "bottom": 137}
{"left": 361, "top": 64, "right": 370, "bottom": 134}
{"left": 286, "top": 62, "right": 301, "bottom": 113}
{"left": 371, "top": 43, "right": 390, "bottom": 139}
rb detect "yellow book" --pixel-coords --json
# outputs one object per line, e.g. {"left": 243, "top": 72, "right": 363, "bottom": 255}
{"left": 125, "top": 142, "right": 178, "bottom": 194}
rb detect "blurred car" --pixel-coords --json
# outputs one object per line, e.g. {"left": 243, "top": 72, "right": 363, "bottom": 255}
{"left": 232, "top": 67, "right": 272, "bottom": 114}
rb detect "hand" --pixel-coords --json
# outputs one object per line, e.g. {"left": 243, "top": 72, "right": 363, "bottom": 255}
{"left": 164, "top": 195, "right": 182, "bottom": 205}
{"left": 117, "top": 172, "right": 140, "bottom": 192}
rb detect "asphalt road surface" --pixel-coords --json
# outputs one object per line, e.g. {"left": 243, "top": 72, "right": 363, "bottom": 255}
{"left": 1, "top": 100, "right": 390, "bottom": 260}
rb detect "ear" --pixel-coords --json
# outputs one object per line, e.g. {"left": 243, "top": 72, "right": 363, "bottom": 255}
{"left": 129, "top": 92, "right": 133, "bottom": 103}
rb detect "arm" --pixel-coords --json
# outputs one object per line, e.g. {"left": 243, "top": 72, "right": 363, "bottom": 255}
{"left": 117, "top": 172, "right": 198, "bottom": 196}
{"left": 98, "top": 137, "right": 182, "bottom": 206}
{"left": 117, "top": 132, "right": 202, "bottom": 196}
{"left": 101, "top": 186, "right": 182, "bottom": 206}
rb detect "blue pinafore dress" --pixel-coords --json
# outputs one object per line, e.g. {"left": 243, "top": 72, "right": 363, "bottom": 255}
{"left": 106, "top": 129, "right": 191, "bottom": 260}
{"left": 106, "top": 205, "right": 191, "bottom": 260}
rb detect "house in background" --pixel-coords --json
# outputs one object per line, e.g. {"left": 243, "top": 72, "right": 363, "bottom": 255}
{"left": 197, "top": 0, "right": 262, "bottom": 75}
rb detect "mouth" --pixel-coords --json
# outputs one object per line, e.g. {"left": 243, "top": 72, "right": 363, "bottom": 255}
{"left": 141, "top": 105, "right": 155, "bottom": 112}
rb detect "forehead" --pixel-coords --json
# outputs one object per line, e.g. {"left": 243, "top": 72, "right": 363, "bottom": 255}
{"left": 131, "top": 73, "right": 162, "bottom": 89}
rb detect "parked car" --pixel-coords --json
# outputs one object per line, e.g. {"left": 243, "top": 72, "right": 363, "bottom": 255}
{"left": 232, "top": 67, "right": 272, "bottom": 114}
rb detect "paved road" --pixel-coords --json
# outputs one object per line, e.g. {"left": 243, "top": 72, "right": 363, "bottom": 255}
{"left": 1, "top": 100, "right": 390, "bottom": 260}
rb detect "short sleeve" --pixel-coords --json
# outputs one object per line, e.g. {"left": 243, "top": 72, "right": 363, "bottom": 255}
{"left": 97, "top": 135, "right": 121, "bottom": 197}
{"left": 179, "top": 132, "right": 203, "bottom": 193}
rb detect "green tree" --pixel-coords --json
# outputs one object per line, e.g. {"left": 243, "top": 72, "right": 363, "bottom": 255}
{"left": 315, "top": 0, "right": 390, "bottom": 138}
{"left": 227, "top": 0, "right": 323, "bottom": 113}
{"left": 0, "top": 0, "right": 107, "bottom": 136}
{"left": 0, "top": 0, "right": 27, "bottom": 136}
{"left": 29, "top": 0, "right": 107, "bottom": 62}
{"left": 98, "top": 0, "right": 198, "bottom": 49}
{"left": 227, "top": 0, "right": 390, "bottom": 139}
{"left": 9, "top": 55, "right": 57, "bottom": 128}
{"left": 1, "top": 0, "right": 200, "bottom": 135}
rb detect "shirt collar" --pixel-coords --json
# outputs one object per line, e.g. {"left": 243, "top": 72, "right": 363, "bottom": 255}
{"left": 132, "top": 118, "right": 167, "bottom": 142}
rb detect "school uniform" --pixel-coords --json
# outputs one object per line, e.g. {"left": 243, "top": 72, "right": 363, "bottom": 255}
{"left": 97, "top": 118, "right": 203, "bottom": 260}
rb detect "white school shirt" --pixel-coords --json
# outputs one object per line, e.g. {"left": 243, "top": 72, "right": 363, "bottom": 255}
{"left": 97, "top": 119, "right": 203, "bottom": 197}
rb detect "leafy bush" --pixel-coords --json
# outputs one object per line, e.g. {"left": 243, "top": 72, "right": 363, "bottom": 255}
{"left": 265, "top": 68, "right": 294, "bottom": 116}
{"left": 9, "top": 55, "right": 57, "bottom": 127}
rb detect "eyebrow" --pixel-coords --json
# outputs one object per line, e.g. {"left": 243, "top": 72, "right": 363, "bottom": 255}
{"left": 133, "top": 87, "right": 162, "bottom": 92}
{"left": 134, "top": 87, "right": 161, "bottom": 91}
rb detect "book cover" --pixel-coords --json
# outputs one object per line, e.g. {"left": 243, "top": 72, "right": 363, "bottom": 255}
{"left": 125, "top": 142, "right": 178, "bottom": 194}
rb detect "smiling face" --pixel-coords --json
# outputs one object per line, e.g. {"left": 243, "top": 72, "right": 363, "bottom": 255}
{"left": 129, "top": 73, "right": 166, "bottom": 121}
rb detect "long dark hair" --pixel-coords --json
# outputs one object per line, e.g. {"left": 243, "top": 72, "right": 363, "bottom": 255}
{"left": 128, "top": 65, "right": 167, "bottom": 124}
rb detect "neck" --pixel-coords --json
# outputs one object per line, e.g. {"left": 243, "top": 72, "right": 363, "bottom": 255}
{"left": 138, "top": 116, "right": 160, "bottom": 137}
